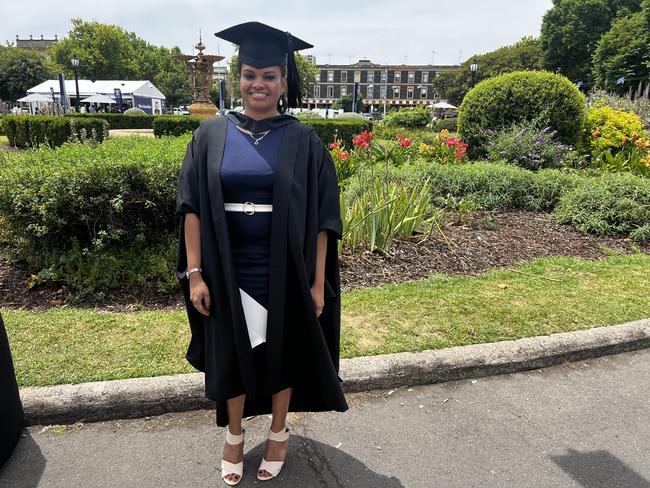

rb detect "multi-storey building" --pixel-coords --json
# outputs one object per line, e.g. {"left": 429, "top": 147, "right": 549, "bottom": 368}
{"left": 307, "top": 59, "right": 459, "bottom": 110}
{"left": 15, "top": 34, "right": 59, "bottom": 54}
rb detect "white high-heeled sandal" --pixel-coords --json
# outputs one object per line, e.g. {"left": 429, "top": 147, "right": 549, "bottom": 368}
{"left": 221, "top": 427, "right": 245, "bottom": 486}
{"left": 257, "top": 426, "right": 290, "bottom": 481}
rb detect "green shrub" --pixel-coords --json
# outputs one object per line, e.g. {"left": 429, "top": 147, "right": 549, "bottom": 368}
{"left": 579, "top": 105, "right": 645, "bottom": 154}
{"left": 432, "top": 117, "right": 458, "bottom": 133}
{"left": 335, "top": 112, "right": 365, "bottom": 119}
{"left": 0, "top": 135, "right": 188, "bottom": 293}
{"left": 294, "top": 111, "right": 322, "bottom": 120}
{"left": 124, "top": 107, "right": 146, "bottom": 115}
{"left": 4, "top": 115, "right": 107, "bottom": 148}
{"left": 383, "top": 106, "right": 431, "bottom": 128}
{"left": 458, "top": 70, "right": 586, "bottom": 158}
{"left": 302, "top": 118, "right": 372, "bottom": 148}
{"left": 553, "top": 173, "right": 650, "bottom": 236}
{"left": 153, "top": 115, "right": 201, "bottom": 137}
{"left": 67, "top": 112, "right": 157, "bottom": 130}
{"left": 486, "top": 122, "right": 570, "bottom": 170}
{"left": 587, "top": 89, "right": 650, "bottom": 128}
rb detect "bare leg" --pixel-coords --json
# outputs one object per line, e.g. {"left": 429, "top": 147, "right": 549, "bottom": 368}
{"left": 258, "top": 387, "right": 292, "bottom": 478}
{"left": 223, "top": 394, "right": 246, "bottom": 484}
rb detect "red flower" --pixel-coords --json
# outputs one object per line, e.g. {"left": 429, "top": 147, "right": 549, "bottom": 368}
{"left": 338, "top": 150, "right": 350, "bottom": 160}
{"left": 352, "top": 130, "right": 373, "bottom": 149}
{"left": 329, "top": 141, "right": 339, "bottom": 150}
{"left": 396, "top": 135, "right": 412, "bottom": 148}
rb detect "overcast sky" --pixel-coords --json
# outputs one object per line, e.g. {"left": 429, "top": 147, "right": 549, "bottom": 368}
{"left": 1, "top": 0, "right": 552, "bottom": 66}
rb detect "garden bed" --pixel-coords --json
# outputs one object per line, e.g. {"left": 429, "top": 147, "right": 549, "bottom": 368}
{"left": 1, "top": 210, "right": 646, "bottom": 311}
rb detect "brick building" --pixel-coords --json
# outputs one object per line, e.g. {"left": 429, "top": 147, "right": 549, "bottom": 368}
{"left": 307, "top": 59, "right": 458, "bottom": 110}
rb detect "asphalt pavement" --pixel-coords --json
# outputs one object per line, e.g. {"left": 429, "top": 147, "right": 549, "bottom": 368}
{"left": 2, "top": 347, "right": 649, "bottom": 487}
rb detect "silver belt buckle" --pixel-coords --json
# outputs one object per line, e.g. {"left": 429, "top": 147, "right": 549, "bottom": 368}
{"left": 243, "top": 201, "right": 255, "bottom": 215}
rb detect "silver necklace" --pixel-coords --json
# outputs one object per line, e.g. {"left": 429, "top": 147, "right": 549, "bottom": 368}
{"left": 238, "top": 126, "right": 271, "bottom": 145}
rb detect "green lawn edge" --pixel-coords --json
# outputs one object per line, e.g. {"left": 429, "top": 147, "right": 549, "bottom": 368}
{"left": 4, "top": 253, "right": 650, "bottom": 388}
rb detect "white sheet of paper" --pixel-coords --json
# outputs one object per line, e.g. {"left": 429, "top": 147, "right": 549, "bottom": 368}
{"left": 239, "top": 288, "right": 267, "bottom": 348}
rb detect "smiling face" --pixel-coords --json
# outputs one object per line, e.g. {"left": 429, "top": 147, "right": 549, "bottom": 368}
{"left": 239, "top": 63, "right": 286, "bottom": 119}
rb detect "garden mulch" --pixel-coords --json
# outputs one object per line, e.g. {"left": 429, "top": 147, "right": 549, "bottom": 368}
{"left": 1, "top": 211, "right": 647, "bottom": 311}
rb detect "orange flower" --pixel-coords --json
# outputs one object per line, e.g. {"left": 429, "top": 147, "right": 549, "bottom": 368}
{"left": 632, "top": 132, "right": 640, "bottom": 141}
{"left": 621, "top": 135, "right": 629, "bottom": 144}
{"left": 635, "top": 138, "right": 650, "bottom": 148}
{"left": 591, "top": 129, "right": 601, "bottom": 138}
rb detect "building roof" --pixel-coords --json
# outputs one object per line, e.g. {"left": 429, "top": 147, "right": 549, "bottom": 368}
{"left": 27, "top": 80, "right": 166, "bottom": 99}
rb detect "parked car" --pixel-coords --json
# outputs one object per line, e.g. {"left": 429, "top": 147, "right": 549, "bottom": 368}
{"left": 172, "top": 107, "right": 190, "bottom": 115}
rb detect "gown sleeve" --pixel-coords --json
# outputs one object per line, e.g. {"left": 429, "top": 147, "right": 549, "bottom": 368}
{"left": 315, "top": 135, "right": 343, "bottom": 240}
{"left": 176, "top": 130, "right": 200, "bottom": 216}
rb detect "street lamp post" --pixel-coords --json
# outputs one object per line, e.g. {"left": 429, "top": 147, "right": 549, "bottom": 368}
{"left": 470, "top": 59, "right": 479, "bottom": 88}
{"left": 384, "top": 65, "right": 388, "bottom": 118}
{"left": 71, "top": 54, "right": 80, "bottom": 112}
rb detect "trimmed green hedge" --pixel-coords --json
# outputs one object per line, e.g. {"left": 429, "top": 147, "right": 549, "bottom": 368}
{"left": 458, "top": 71, "right": 586, "bottom": 158}
{"left": 3, "top": 115, "right": 107, "bottom": 148}
{"left": 66, "top": 112, "right": 157, "bottom": 130}
{"left": 153, "top": 115, "right": 201, "bottom": 137}
{"left": 303, "top": 118, "right": 372, "bottom": 147}
{"left": 433, "top": 118, "right": 458, "bottom": 133}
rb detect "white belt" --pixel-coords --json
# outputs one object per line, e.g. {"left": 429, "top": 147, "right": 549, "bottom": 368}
{"left": 224, "top": 202, "right": 273, "bottom": 215}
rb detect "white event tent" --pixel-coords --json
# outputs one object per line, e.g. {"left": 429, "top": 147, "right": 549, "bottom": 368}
{"left": 25, "top": 80, "right": 166, "bottom": 114}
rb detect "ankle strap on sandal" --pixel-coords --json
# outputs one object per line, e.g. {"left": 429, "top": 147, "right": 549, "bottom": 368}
{"left": 267, "top": 426, "right": 290, "bottom": 442}
{"left": 226, "top": 427, "right": 245, "bottom": 445}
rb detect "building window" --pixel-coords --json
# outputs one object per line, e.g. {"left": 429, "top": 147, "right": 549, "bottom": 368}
{"left": 422, "top": 72, "right": 429, "bottom": 83}
{"left": 367, "top": 86, "right": 374, "bottom": 99}
{"left": 315, "top": 71, "right": 321, "bottom": 82}
{"left": 327, "top": 70, "right": 334, "bottom": 82}
{"left": 354, "top": 70, "right": 361, "bottom": 82}
{"left": 394, "top": 72, "right": 401, "bottom": 83}
{"left": 381, "top": 70, "right": 387, "bottom": 83}
{"left": 420, "top": 87, "right": 428, "bottom": 98}
{"left": 408, "top": 71, "right": 415, "bottom": 83}
{"left": 341, "top": 85, "right": 347, "bottom": 97}
{"left": 407, "top": 86, "right": 414, "bottom": 99}
{"left": 314, "top": 85, "right": 320, "bottom": 98}
{"left": 341, "top": 71, "right": 348, "bottom": 82}
{"left": 393, "top": 86, "right": 400, "bottom": 98}
{"left": 327, "top": 85, "right": 334, "bottom": 98}
{"left": 380, "top": 86, "right": 386, "bottom": 99}
{"left": 367, "top": 71, "right": 374, "bottom": 83}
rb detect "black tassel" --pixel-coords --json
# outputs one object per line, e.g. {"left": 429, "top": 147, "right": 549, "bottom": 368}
{"left": 286, "top": 34, "right": 302, "bottom": 108}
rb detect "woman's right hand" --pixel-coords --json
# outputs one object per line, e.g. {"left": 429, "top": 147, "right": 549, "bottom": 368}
{"left": 189, "top": 275, "right": 211, "bottom": 316}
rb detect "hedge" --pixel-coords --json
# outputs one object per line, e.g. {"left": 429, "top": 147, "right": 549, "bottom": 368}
{"left": 301, "top": 118, "right": 372, "bottom": 147}
{"left": 458, "top": 71, "right": 586, "bottom": 158}
{"left": 153, "top": 115, "right": 201, "bottom": 137}
{"left": 3, "top": 115, "right": 107, "bottom": 148}
{"left": 66, "top": 112, "right": 157, "bottom": 130}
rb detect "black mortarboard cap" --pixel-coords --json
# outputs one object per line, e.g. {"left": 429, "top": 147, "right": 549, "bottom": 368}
{"left": 215, "top": 21, "right": 313, "bottom": 108}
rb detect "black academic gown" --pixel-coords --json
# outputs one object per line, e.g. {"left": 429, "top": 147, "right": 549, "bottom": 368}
{"left": 176, "top": 113, "right": 348, "bottom": 426}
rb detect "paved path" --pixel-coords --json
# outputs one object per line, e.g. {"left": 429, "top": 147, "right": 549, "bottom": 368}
{"left": 2, "top": 349, "right": 649, "bottom": 487}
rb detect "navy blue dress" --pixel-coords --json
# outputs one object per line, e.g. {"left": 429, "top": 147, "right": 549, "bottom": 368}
{"left": 220, "top": 121, "right": 286, "bottom": 316}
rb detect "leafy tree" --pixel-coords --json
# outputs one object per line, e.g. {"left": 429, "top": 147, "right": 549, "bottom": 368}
{"left": 540, "top": 0, "right": 643, "bottom": 83}
{"left": 332, "top": 93, "right": 366, "bottom": 112}
{"left": 0, "top": 46, "right": 55, "bottom": 102}
{"left": 432, "top": 41, "right": 543, "bottom": 105}
{"left": 50, "top": 18, "right": 136, "bottom": 80}
{"left": 592, "top": 11, "right": 650, "bottom": 94}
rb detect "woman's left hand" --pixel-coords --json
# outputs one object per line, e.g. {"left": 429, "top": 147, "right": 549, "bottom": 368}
{"left": 310, "top": 282, "right": 325, "bottom": 318}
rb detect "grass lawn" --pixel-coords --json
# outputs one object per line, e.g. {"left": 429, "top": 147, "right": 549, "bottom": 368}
{"left": 4, "top": 253, "right": 650, "bottom": 388}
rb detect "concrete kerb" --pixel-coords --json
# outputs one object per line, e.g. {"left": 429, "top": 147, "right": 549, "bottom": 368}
{"left": 20, "top": 318, "right": 650, "bottom": 426}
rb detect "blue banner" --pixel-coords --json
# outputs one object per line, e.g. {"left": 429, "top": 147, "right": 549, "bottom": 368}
{"left": 58, "top": 73, "right": 68, "bottom": 113}
{"left": 219, "top": 79, "right": 225, "bottom": 115}
{"left": 114, "top": 88, "right": 124, "bottom": 113}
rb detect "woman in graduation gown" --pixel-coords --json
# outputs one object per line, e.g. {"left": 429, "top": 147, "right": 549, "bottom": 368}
{"left": 175, "top": 21, "right": 348, "bottom": 485}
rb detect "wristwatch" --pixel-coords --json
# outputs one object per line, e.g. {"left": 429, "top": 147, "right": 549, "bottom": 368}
{"left": 186, "top": 267, "right": 202, "bottom": 279}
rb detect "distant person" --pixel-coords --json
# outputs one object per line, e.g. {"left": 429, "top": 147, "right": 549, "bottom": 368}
{"left": 176, "top": 21, "right": 347, "bottom": 486}
{"left": 89, "top": 105, "right": 96, "bottom": 113}
{"left": 34, "top": 107, "right": 39, "bottom": 115}
{"left": 11, "top": 104, "right": 21, "bottom": 116}
{"left": 79, "top": 105, "right": 87, "bottom": 113}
